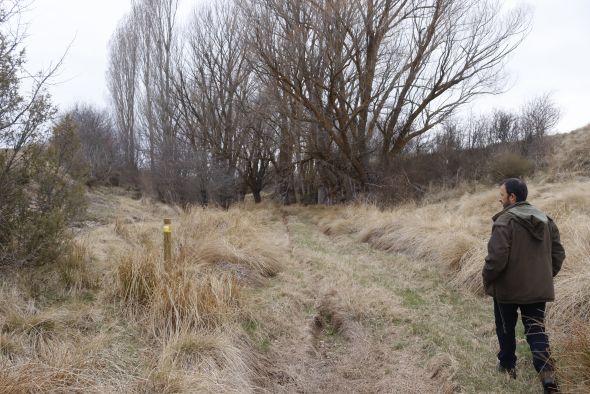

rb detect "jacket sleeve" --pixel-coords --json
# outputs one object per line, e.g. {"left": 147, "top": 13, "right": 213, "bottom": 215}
{"left": 548, "top": 218, "right": 566, "bottom": 277}
{"left": 483, "top": 218, "right": 512, "bottom": 284}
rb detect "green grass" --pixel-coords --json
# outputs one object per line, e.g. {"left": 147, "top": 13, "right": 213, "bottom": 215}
{"left": 259, "top": 337, "right": 271, "bottom": 353}
{"left": 242, "top": 317, "right": 273, "bottom": 353}
{"left": 399, "top": 288, "right": 426, "bottom": 308}
{"left": 384, "top": 258, "right": 540, "bottom": 393}
{"left": 242, "top": 318, "right": 258, "bottom": 335}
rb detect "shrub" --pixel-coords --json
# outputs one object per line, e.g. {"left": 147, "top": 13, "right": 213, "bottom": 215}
{"left": 489, "top": 151, "right": 534, "bottom": 182}
{"left": 0, "top": 2, "right": 86, "bottom": 267}
{"left": 0, "top": 117, "right": 87, "bottom": 266}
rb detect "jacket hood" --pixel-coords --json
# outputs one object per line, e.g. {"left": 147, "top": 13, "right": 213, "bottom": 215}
{"left": 493, "top": 202, "right": 548, "bottom": 241}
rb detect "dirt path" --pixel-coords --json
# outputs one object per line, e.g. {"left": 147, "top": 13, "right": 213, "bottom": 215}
{"left": 246, "top": 212, "right": 441, "bottom": 393}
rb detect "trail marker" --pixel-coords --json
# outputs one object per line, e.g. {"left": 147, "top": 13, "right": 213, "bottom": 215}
{"left": 163, "top": 218, "right": 172, "bottom": 267}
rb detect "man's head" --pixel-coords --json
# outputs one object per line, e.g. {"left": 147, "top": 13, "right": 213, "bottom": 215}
{"left": 499, "top": 178, "right": 528, "bottom": 208}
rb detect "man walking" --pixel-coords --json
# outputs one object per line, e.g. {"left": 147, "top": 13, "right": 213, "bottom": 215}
{"left": 483, "top": 178, "right": 565, "bottom": 393}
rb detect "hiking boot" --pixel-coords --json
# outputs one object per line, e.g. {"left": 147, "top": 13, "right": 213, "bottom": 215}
{"left": 496, "top": 361, "right": 517, "bottom": 379}
{"left": 539, "top": 370, "right": 559, "bottom": 393}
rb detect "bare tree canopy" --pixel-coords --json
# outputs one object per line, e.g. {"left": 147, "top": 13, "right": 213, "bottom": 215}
{"left": 244, "top": 0, "right": 530, "bottom": 184}
{"left": 106, "top": 0, "right": 531, "bottom": 205}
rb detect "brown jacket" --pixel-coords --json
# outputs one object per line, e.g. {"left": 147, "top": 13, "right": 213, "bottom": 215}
{"left": 482, "top": 202, "right": 566, "bottom": 304}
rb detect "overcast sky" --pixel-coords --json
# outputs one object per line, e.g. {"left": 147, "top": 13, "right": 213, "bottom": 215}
{"left": 24, "top": 0, "right": 590, "bottom": 133}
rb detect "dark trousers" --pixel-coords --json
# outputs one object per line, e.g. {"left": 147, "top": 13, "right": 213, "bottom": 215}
{"left": 494, "top": 299, "right": 553, "bottom": 373}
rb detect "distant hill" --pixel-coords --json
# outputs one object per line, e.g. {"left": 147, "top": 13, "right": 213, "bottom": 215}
{"left": 549, "top": 124, "right": 590, "bottom": 178}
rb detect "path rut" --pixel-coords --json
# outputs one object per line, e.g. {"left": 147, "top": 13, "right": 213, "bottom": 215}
{"left": 247, "top": 212, "right": 441, "bottom": 393}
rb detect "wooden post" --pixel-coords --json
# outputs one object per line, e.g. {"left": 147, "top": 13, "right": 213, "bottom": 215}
{"left": 163, "top": 218, "right": 172, "bottom": 268}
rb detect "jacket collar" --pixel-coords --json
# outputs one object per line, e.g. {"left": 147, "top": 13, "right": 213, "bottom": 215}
{"left": 492, "top": 201, "right": 530, "bottom": 221}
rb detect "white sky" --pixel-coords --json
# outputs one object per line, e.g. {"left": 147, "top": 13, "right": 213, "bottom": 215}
{"left": 24, "top": 0, "right": 590, "bottom": 133}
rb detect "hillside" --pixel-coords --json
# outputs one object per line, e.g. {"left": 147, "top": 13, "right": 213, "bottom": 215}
{"left": 549, "top": 124, "right": 590, "bottom": 178}
{"left": 0, "top": 127, "right": 588, "bottom": 393}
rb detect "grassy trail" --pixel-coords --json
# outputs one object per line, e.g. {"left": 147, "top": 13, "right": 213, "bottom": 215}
{"left": 247, "top": 210, "right": 544, "bottom": 393}
{"left": 246, "top": 211, "right": 438, "bottom": 392}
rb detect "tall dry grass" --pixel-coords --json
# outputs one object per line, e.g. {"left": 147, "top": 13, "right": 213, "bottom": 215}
{"left": 108, "top": 204, "right": 288, "bottom": 392}
{"left": 550, "top": 124, "right": 590, "bottom": 179}
{"left": 315, "top": 179, "right": 590, "bottom": 391}
{"left": 552, "top": 322, "right": 590, "bottom": 393}
{"left": 114, "top": 207, "right": 285, "bottom": 334}
{"left": 0, "top": 192, "right": 289, "bottom": 393}
{"left": 0, "top": 257, "right": 124, "bottom": 393}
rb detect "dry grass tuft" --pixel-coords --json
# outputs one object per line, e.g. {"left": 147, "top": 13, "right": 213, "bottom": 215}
{"left": 114, "top": 206, "right": 287, "bottom": 337}
{"left": 56, "top": 242, "right": 99, "bottom": 292}
{"left": 180, "top": 207, "right": 284, "bottom": 278}
{"left": 116, "top": 250, "right": 159, "bottom": 306}
{"left": 449, "top": 247, "right": 487, "bottom": 295}
{"left": 132, "top": 329, "right": 264, "bottom": 393}
{"left": 5, "top": 240, "right": 99, "bottom": 302}
{"left": 317, "top": 204, "right": 383, "bottom": 236}
{"left": 0, "top": 362, "right": 95, "bottom": 393}
{"left": 311, "top": 290, "right": 353, "bottom": 340}
{"left": 553, "top": 321, "right": 590, "bottom": 393}
{"left": 113, "top": 217, "right": 132, "bottom": 240}
{"left": 427, "top": 353, "right": 460, "bottom": 393}
{"left": 0, "top": 284, "right": 127, "bottom": 393}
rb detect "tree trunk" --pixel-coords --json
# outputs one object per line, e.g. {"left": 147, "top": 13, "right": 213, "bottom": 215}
{"left": 252, "top": 188, "right": 262, "bottom": 203}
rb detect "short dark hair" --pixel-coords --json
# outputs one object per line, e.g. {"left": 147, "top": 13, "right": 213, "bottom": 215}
{"left": 501, "top": 178, "right": 528, "bottom": 202}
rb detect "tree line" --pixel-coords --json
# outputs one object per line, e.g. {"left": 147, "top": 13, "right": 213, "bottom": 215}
{"left": 98, "top": 0, "right": 534, "bottom": 206}
{"left": 385, "top": 93, "right": 559, "bottom": 202}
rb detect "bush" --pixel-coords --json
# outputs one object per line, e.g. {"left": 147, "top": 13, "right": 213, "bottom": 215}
{"left": 67, "top": 104, "right": 120, "bottom": 185}
{"left": 0, "top": 3, "right": 86, "bottom": 267}
{"left": 489, "top": 151, "right": 534, "bottom": 182}
{"left": 0, "top": 117, "right": 86, "bottom": 266}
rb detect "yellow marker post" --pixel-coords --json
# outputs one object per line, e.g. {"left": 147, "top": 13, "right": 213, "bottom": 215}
{"left": 163, "top": 218, "right": 172, "bottom": 268}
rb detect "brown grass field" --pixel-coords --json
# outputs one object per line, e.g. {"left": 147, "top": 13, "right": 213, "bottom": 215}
{"left": 0, "top": 125, "right": 588, "bottom": 393}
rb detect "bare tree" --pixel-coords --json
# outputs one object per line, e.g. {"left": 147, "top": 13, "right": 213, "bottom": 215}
{"left": 177, "top": 0, "right": 275, "bottom": 204}
{"left": 519, "top": 93, "right": 560, "bottom": 162}
{"left": 107, "top": 13, "right": 139, "bottom": 173}
{"left": 67, "top": 104, "right": 119, "bottom": 184}
{"left": 108, "top": 0, "right": 182, "bottom": 198}
{"left": 490, "top": 109, "right": 518, "bottom": 145}
{"left": 104, "top": 0, "right": 535, "bottom": 206}
{"left": 238, "top": 92, "right": 278, "bottom": 203}
{"left": 520, "top": 93, "right": 560, "bottom": 139}
{"left": 128, "top": 0, "right": 180, "bottom": 199}
{"left": 244, "top": 0, "right": 530, "bottom": 191}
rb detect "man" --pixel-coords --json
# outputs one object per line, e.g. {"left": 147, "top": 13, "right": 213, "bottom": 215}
{"left": 483, "top": 178, "right": 565, "bottom": 393}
